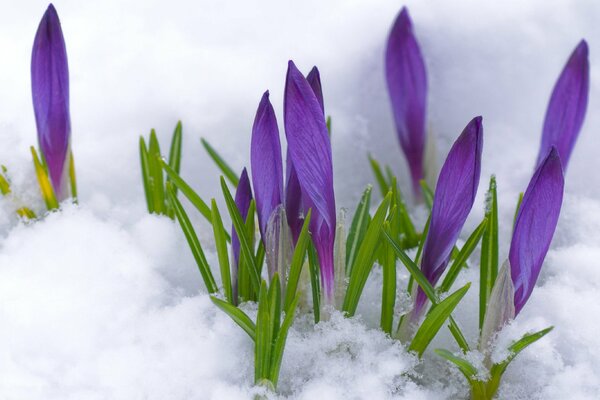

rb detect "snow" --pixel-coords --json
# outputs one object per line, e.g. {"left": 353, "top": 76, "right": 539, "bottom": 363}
{"left": 1, "top": 0, "right": 600, "bottom": 398}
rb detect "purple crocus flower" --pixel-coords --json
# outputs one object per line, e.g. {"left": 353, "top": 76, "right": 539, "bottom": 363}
{"left": 232, "top": 168, "right": 253, "bottom": 299}
{"left": 286, "top": 65, "right": 324, "bottom": 243}
{"left": 284, "top": 60, "right": 336, "bottom": 302}
{"left": 31, "top": 4, "right": 71, "bottom": 201}
{"left": 414, "top": 116, "right": 483, "bottom": 317}
{"left": 511, "top": 148, "right": 564, "bottom": 315}
{"left": 536, "top": 40, "right": 589, "bottom": 170}
{"left": 251, "top": 91, "right": 284, "bottom": 240}
{"left": 385, "top": 7, "right": 427, "bottom": 197}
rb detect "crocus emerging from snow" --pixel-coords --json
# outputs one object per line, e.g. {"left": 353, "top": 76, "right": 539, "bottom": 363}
{"left": 232, "top": 168, "right": 253, "bottom": 298}
{"left": 537, "top": 40, "right": 589, "bottom": 170}
{"left": 31, "top": 4, "right": 71, "bottom": 201}
{"left": 385, "top": 7, "right": 428, "bottom": 197}
{"left": 414, "top": 116, "right": 483, "bottom": 316}
{"left": 511, "top": 147, "right": 564, "bottom": 315}
{"left": 284, "top": 60, "right": 336, "bottom": 302}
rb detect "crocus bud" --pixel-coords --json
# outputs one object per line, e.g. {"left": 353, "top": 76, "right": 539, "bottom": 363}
{"left": 414, "top": 116, "right": 483, "bottom": 317}
{"left": 251, "top": 91, "right": 284, "bottom": 240}
{"left": 537, "top": 40, "right": 589, "bottom": 170}
{"left": 511, "top": 147, "right": 564, "bottom": 315}
{"left": 231, "top": 168, "right": 253, "bottom": 299}
{"left": 284, "top": 60, "right": 336, "bottom": 303}
{"left": 385, "top": 7, "right": 428, "bottom": 197}
{"left": 31, "top": 4, "right": 71, "bottom": 200}
{"left": 306, "top": 66, "right": 324, "bottom": 114}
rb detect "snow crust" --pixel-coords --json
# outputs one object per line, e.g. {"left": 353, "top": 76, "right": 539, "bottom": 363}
{"left": 1, "top": 0, "right": 599, "bottom": 398}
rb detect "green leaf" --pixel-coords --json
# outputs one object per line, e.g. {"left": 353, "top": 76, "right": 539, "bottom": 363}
{"left": 384, "top": 227, "right": 437, "bottom": 302}
{"left": 440, "top": 218, "right": 487, "bottom": 293}
{"left": 201, "top": 138, "right": 239, "bottom": 187}
{"left": 479, "top": 176, "right": 498, "bottom": 330}
{"left": 210, "top": 296, "right": 256, "bottom": 340}
{"left": 487, "top": 326, "right": 553, "bottom": 397}
{"left": 419, "top": 179, "right": 434, "bottom": 211}
{"left": 435, "top": 348, "right": 479, "bottom": 379}
{"left": 284, "top": 210, "right": 312, "bottom": 312}
{"left": 168, "top": 121, "right": 183, "bottom": 175}
{"left": 409, "top": 283, "right": 471, "bottom": 357}
{"left": 167, "top": 185, "right": 218, "bottom": 293}
{"left": 513, "top": 192, "right": 524, "bottom": 229}
{"left": 308, "top": 242, "right": 321, "bottom": 323}
{"left": 255, "top": 280, "right": 272, "bottom": 382}
{"left": 30, "top": 146, "right": 59, "bottom": 211}
{"left": 343, "top": 193, "right": 392, "bottom": 316}
{"left": 381, "top": 238, "right": 396, "bottom": 334}
{"left": 68, "top": 151, "right": 78, "bottom": 203}
{"left": 268, "top": 274, "right": 282, "bottom": 348}
{"left": 326, "top": 115, "right": 332, "bottom": 136}
{"left": 221, "top": 177, "right": 260, "bottom": 294}
{"left": 148, "top": 130, "right": 166, "bottom": 214}
{"left": 270, "top": 294, "right": 299, "bottom": 388}
{"left": 211, "top": 199, "right": 232, "bottom": 304}
{"left": 368, "top": 155, "right": 390, "bottom": 197}
{"left": 160, "top": 159, "right": 213, "bottom": 227}
{"left": 345, "top": 186, "right": 372, "bottom": 276}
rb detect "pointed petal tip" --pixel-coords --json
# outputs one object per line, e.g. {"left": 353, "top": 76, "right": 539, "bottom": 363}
{"left": 397, "top": 6, "right": 412, "bottom": 29}
{"left": 576, "top": 39, "right": 589, "bottom": 57}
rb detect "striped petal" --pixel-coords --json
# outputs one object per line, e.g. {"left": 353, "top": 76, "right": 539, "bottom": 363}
{"left": 284, "top": 60, "right": 336, "bottom": 301}
{"left": 537, "top": 40, "right": 589, "bottom": 170}
{"left": 385, "top": 7, "right": 427, "bottom": 196}
{"left": 511, "top": 147, "right": 564, "bottom": 315}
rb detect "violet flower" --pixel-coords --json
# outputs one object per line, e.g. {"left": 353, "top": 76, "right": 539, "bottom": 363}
{"left": 31, "top": 4, "right": 71, "bottom": 201}
{"left": 511, "top": 147, "right": 564, "bottom": 315}
{"left": 251, "top": 91, "right": 284, "bottom": 239}
{"left": 414, "top": 116, "right": 483, "bottom": 317}
{"left": 536, "top": 40, "right": 589, "bottom": 170}
{"left": 385, "top": 7, "right": 428, "bottom": 197}
{"left": 306, "top": 66, "right": 324, "bottom": 113}
{"left": 284, "top": 60, "right": 336, "bottom": 302}
{"left": 232, "top": 168, "right": 253, "bottom": 299}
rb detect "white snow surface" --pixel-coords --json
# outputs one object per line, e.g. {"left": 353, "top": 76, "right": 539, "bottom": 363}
{"left": 1, "top": 0, "right": 600, "bottom": 399}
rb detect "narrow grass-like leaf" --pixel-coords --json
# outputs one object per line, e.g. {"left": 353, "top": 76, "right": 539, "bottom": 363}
{"left": 31, "top": 146, "right": 59, "bottom": 210}
{"left": 385, "top": 226, "right": 436, "bottom": 301}
{"left": 270, "top": 293, "right": 299, "bottom": 388}
{"left": 326, "top": 115, "right": 332, "bottom": 136}
{"left": 160, "top": 159, "right": 214, "bottom": 227}
{"left": 284, "top": 210, "right": 312, "bottom": 312}
{"left": 419, "top": 179, "right": 434, "bottom": 210}
{"left": 210, "top": 296, "right": 256, "bottom": 340}
{"left": 435, "top": 349, "right": 478, "bottom": 380}
{"left": 269, "top": 274, "right": 282, "bottom": 348}
{"left": 368, "top": 155, "right": 390, "bottom": 197}
{"left": 343, "top": 193, "right": 392, "bottom": 316}
{"left": 168, "top": 121, "right": 183, "bottom": 175}
{"left": 69, "top": 152, "right": 77, "bottom": 202}
{"left": 255, "top": 280, "right": 271, "bottom": 383}
{"left": 201, "top": 138, "right": 239, "bottom": 187}
{"left": 139, "top": 137, "right": 154, "bottom": 212}
{"left": 487, "top": 326, "right": 554, "bottom": 396}
{"left": 167, "top": 185, "right": 218, "bottom": 293}
{"left": 211, "top": 199, "right": 232, "bottom": 303}
{"left": 0, "top": 168, "right": 10, "bottom": 195}
{"left": 513, "top": 192, "right": 524, "bottom": 230}
{"left": 308, "top": 242, "right": 321, "bottom": 323}
{"left": 148, "top": 130, "right": 165, "bottom": 214}
{"left": 440, "top": 218, "right": 487, "bottom": 293}
{"left": 480, "top": 176, "right": 498, "bottom": 330}
{"left": 17, "top": 207, "right": 37, "bottom": 219}
{"left": 239, "top": 203, "right": 258, "bottom": 302}
{"left": 381, "top": 238, "right": 396, "bottom": 334}
{"left": 409, "top": 283, "right": 470, "bottom": 357}
{"left": 345, "top": 186, "right": 372, "bottom": 275}
{"left": 221, "top": 177, "right": 260, "bottom": 293}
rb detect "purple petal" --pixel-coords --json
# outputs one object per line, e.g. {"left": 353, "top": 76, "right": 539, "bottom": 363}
{"left": 250, "top": 91, "right": 284, "bottom": 240}
{"left": 415, "top": 116, "right": 483, "bottom": 315}
{"left": 511, "top": 147, "right": 564, "bottom": 315}
{"left": 385, "top": 7, "right": 427, "bottom": 196}
{"left": 284, "top": 60, "right": 336, "bottom": 301}
{"left": 306, "top": 66, "right": 324, "bottom": 114}
{"left": 31, "top": 4, "right": 71, "bottom": 200}
{"left": 285, "top": 154, "right": 304, "bottom": 244}
{"left": 537, "top": 40, "right": 589, "bottom": 170}
{"left": 231, "top": 168, "right": 253, "bottom": 299}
